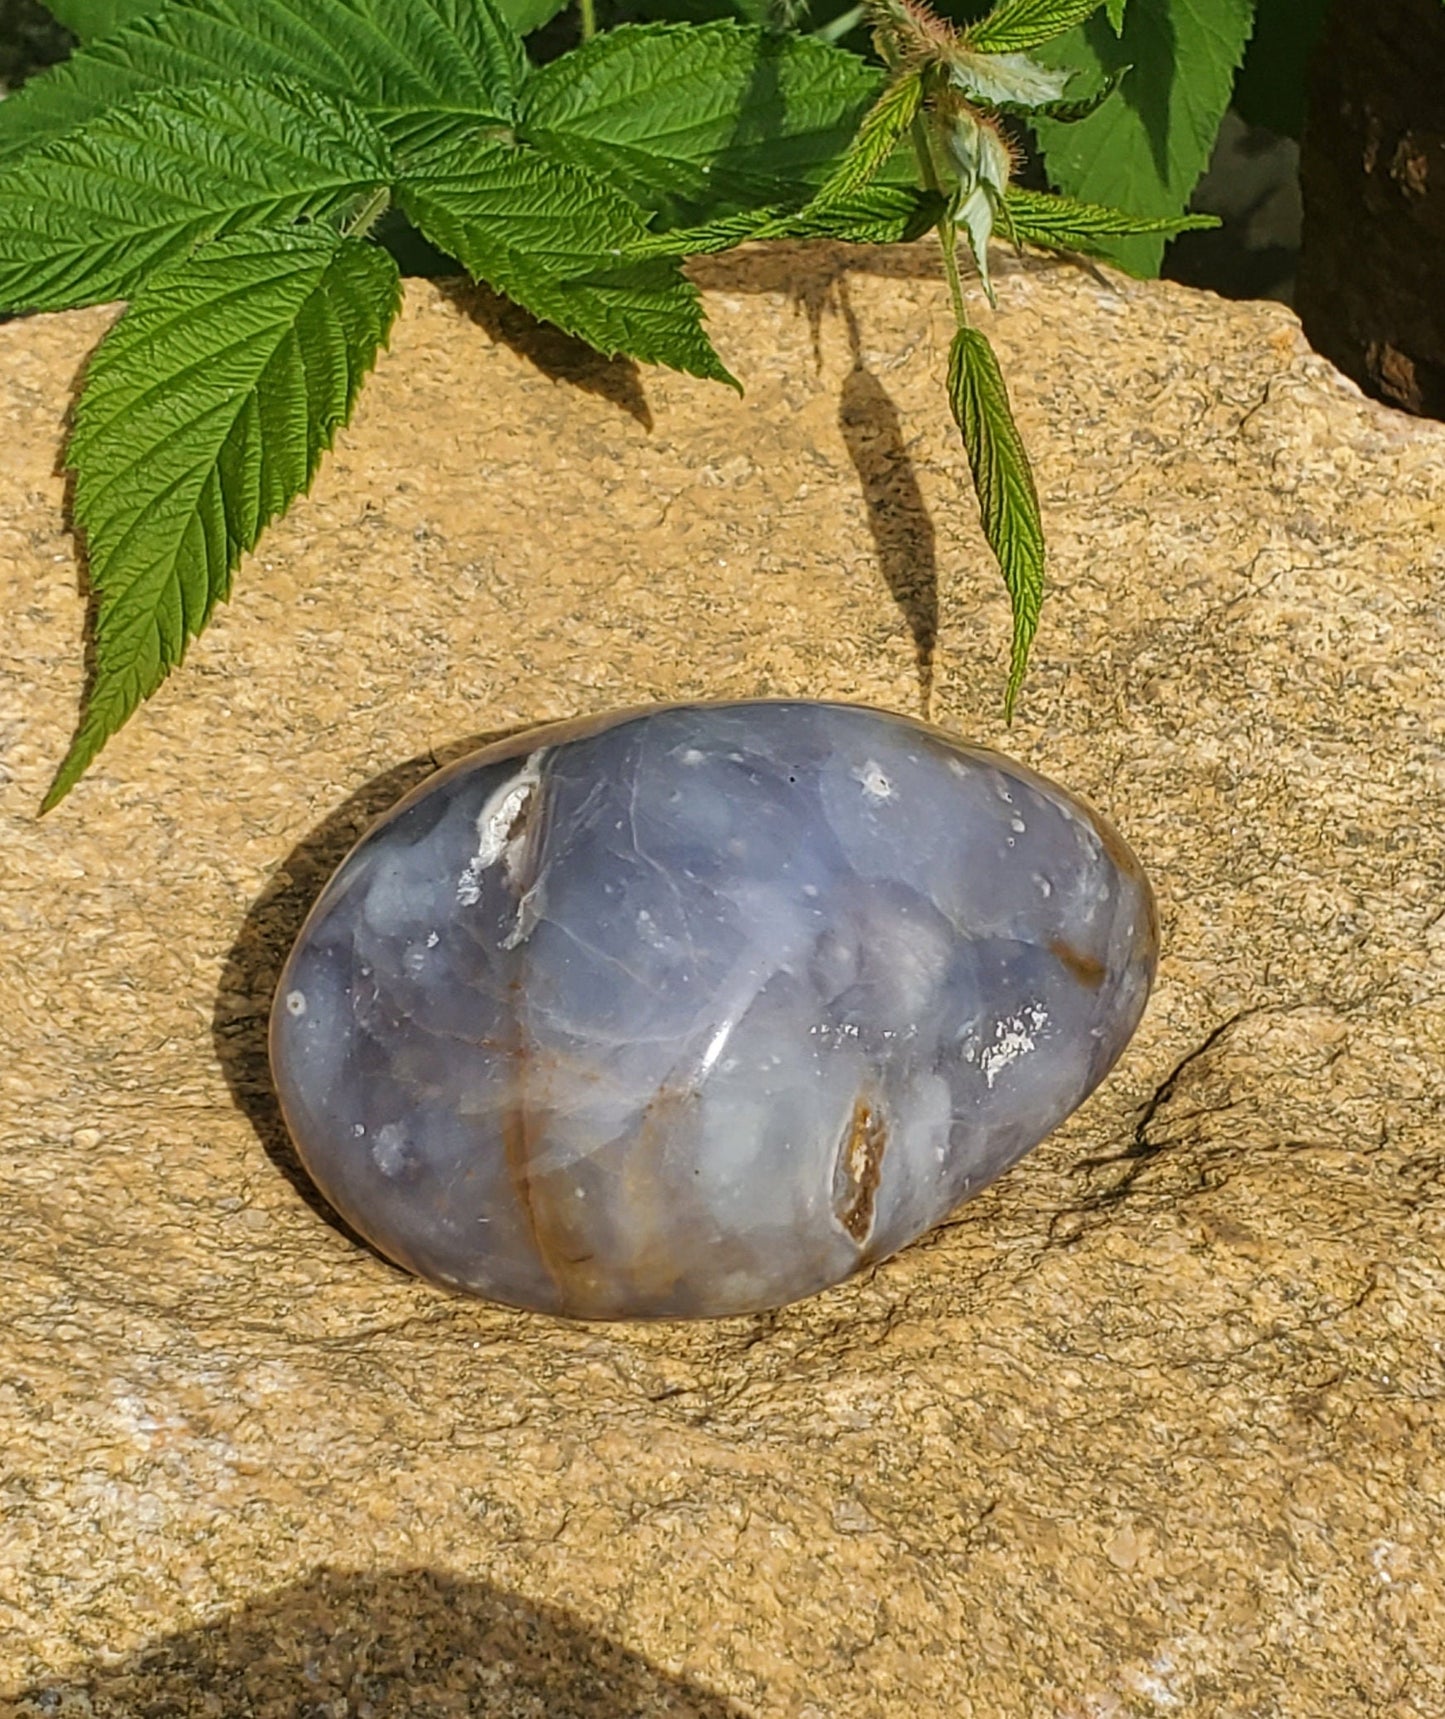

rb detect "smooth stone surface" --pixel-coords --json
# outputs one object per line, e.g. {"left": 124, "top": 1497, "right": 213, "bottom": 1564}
{"left": 271, "top": 701, "right": 1156, "bottom": 1318}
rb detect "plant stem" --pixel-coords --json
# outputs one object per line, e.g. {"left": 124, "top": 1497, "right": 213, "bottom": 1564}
{"left": 909, "top": 112, "right": 969, "bottom": 328}
{"left": 815, "top": 3, "right": 865, "bottom": 41}
{"left": 343, "top": 186, "right": 391, "bottom": 242}
{"left": 579, "top": 0, "right": 596, "bottom": 40}
{"left": 876, "top": 24, "right": 970, "bottom": 329}
{"left": 936, "top": 211, "right": 970, "bottom": 330}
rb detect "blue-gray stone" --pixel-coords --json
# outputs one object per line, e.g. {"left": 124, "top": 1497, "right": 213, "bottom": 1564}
{"left": 270, "top": 701, "right": 1157, "bottom": 1319}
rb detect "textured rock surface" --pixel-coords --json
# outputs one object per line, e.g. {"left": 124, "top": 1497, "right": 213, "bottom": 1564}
{"left": 273, "top": 701, "right": 1156, "bottom": 1318}
{"left": 2, "top": 247, "right": 1443, "bottom": 1715}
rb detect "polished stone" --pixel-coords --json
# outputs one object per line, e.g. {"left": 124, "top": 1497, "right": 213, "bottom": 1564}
{"left": 270, "top": 702, "right": 1157, "bottom": 1318}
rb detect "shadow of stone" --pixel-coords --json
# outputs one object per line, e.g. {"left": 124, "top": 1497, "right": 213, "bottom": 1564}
{"left": 438, "top": 279, "right": 654, "bottom": 431}
{"left": 211, "top": 727, "right": 531, "bottom": 1252}
{"left": 1166, "top": 234, "right": 1299, "bottom": 304}
{"left": 1, "top": 1564, "right": 751, "bottom": 1718}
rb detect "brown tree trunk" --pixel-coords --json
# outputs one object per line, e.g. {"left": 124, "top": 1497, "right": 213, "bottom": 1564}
{"left": 1296, "top": 0, "right": 1445, "bottom": 419}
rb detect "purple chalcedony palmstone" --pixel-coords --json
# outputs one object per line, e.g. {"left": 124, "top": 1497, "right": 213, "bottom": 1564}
{"left": 270, "top": 701, "right": 1157, "bottom": 1319}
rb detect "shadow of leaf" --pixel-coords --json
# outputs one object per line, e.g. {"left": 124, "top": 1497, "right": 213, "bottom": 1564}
{"left": 687, "top": 238, "right": 948, "bottom": 298}
{"left": 838, "top": 364, "right": 938, "bottom": 714}
{"left": 1086, "top": 4, "right": 1176, "bottom": 191}
{"left": 688, "top": 239, "right": 948, "bottom": 364}
{"left": 2, "top": 1564, "right": 751, "bottom": 1717}
{"left": 438, "top": 279, "right": 654, "bottom": 430}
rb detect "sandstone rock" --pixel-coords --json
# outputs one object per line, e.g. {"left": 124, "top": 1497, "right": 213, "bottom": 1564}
{"left": 2, "top": 245, "right": 1442, "bottom": 1716}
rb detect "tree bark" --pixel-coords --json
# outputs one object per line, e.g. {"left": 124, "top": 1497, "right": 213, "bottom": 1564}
{"left": 1296, "top": 0, "right": 1445, "bottom": 419}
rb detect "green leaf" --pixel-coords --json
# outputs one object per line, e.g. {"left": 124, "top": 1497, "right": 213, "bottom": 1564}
{"left": 499, "top": 0, "right": 569, "bottom": 31}
{"left": 967, "top": 0, "right": 1105, "bottom": 53}
{"left": 772, "top": 183, "right": 946, "bottom": 242}
{"left": 0, "top": 0, "right": 525, "bottom": 163}
{"left": 520, "top": 21, "right": 892, "bottom": 226}
{"left": 0, "top": 78, "right": 392, "bottom": 314}
{"left": 398, "top": 127, "right": 735, "bottom": 383}
{"left": 810, "top": 67, "right": 925, "bottom": 204}
{"left": 1104, "top": 0, "right": 1127, "bottom": 29}
{"left": 46, "top": 228, "right": 400, "bottom": 808}
{"left": 608, "top": 0, "right": 775, "bottom": 20}
{"left": 41, "top": 0, "right": 159, "bottom": 38}
{"left": 1002, "top": 184, "right": 1219, "bottom": 252}
{"left": 623, "top": 182, "right": 946, "bottom": 257}
{"left": 946, "top": 326, "right": 1043, "bottom": 717}
{"left": 1032, "top": 0, "right": 1255, "bottom": 275}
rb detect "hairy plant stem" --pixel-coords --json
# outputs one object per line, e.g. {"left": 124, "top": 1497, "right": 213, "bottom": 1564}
{"left": 343, "top": 186, "right": 391, "bottom": 242}
{"left": 908, "top": 112, "right": 969, "bottom": 329}
{"left": 935, "top": 212, "right": 971, "bottom": 330}
{"left": 869, "top": 25, "right": 971, "bottom": 332}
{"left": 579, "top": 0, "right": 597, "bottom": 40}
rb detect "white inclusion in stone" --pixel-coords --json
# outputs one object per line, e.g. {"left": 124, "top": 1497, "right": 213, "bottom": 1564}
{"left": 500, "top": 882, "right": 545, "bottom": 952}
{"left": 979, "top": 1003, "right": 1049, "bottom": 1088}
{"left": 426, "top": 931, "right": 439, "bottom": 947}
{"left": 1010, "top": 817, "right": 1027, "bottom": 834}
{"left": 698, "top": 1018, "right": 734, "bottom": 1077}
{"left": 352, "top": 1123, "right": 367, "bottom": 1137}
{"left": 1033, "top": 873, "right": 1053, "bottom": 897}
{"left": 285, "top": 990, "right": 307, "bottom": 1017}
{"left": 457, "top": 750, "right": 548, "bottom": 906}
{"left": 680, "top": 748, "right": 706, "bottom": 766}
{"left": 371, "top": 1123, "right": 411, "bottom": 1178}
{"left": 855, "top": 760, "right": 894, "bottom": 800}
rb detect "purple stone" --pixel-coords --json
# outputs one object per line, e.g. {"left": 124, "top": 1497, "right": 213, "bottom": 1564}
{"left": 270, "top": 701, "right": 1157, "bottom": 1318}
